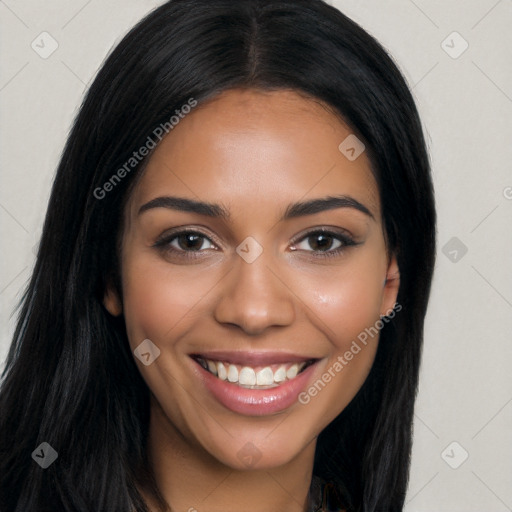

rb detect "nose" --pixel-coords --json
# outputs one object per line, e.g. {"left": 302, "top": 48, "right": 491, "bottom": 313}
{"left": 213, "top": 251, "right": 296, "bottom": 335}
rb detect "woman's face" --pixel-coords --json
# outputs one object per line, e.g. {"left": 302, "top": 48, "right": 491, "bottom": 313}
{"left": 105, "top": 88, "right": 399, "bottom": 470}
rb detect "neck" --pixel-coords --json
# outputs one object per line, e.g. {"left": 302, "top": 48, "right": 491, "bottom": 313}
{"left": 142, "top": 395, "right": 316, "bottom": 512}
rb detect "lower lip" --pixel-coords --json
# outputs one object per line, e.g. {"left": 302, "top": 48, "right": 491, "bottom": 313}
{"left": 193, "top": 359, "right": 319, "bottom": 416}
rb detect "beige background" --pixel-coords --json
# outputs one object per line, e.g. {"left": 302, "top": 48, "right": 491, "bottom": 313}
{"left": 1, "top": 0, "right": 511, "bottom": 510}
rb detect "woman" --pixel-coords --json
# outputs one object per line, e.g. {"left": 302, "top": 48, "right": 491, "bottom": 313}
{"left": 0, "top": 0, "right": 436, "bottom": 511}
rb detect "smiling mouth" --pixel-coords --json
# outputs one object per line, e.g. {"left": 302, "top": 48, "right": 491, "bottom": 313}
{"left": 191, "top": 355, "right": 317, "bottom": 389}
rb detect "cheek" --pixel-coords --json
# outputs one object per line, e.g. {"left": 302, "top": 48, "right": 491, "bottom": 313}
{"left": 317, "top": 274, "right": 383, "bottom": 341}
{"left": 293, "top": 261, "right": 386, "bottom": 426}
{"left": 297, "top": 256, "right": 386, "bottom": 348}
{"left": 119, "top": 254, "right": 221, "bottom": 348}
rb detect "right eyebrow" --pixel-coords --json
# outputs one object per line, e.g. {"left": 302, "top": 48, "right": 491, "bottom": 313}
{"left": 138, "top": 196, "right": 231, "bottom": 220}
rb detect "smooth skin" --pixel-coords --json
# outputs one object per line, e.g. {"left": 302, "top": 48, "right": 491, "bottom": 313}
{"left": 104, "top": 89, "right": 400, "bottom": 512}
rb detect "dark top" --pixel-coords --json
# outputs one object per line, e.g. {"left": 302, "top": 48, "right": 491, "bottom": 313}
{"left": 308, "top": 476, "right": 347, "bottom": 512}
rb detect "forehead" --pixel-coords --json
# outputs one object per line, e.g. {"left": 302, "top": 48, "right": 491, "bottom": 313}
{"left": 128, "top": 89, "right": 380, "bottom": 220}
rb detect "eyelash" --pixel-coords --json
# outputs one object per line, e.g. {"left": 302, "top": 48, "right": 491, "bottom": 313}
{"left": 153, "top": 228, "right": 358, "bottom": 261}
{"left": 290, "top": 228, "right": 358, "bottom": 259}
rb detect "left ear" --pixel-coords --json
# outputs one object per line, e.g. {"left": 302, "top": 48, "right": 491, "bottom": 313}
{"left": 380, "top": 254, "right": 400, "bottom": 317}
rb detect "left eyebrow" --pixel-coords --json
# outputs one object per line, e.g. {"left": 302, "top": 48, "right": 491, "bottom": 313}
{"left": 282, "top": 195, "right": 375, "bottom": 221}
{"left": 138, "top": 194, "right": 375, "bottom": 221}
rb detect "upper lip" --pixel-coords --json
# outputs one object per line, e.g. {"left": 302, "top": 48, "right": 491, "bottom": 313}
{"left": 190, "top": 351, "right": 319, "bottom": 366}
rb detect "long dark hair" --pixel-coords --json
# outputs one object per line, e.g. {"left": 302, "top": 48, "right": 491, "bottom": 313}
{"left": 0, "top": 1, "right": 436, "bottom": 510}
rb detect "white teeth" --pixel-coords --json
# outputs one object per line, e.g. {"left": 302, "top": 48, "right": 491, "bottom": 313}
{"left": 256, "top": 367, "right": 274, "bottom": 386}
{"left": 239, "top": 367, "right": 256, "bottom": 386}
{"left": 200, "top": 357, "right": 312, "bottom": 386}
{"left": 273, "top": 366, "right": 287, "bottom": 383}
{"left": 207, "top": 360, "right": 217, "bottom": 376}
{"left": 227, "top": 364, "right": 238, "bottom": 383}
{"left": 217, "top": 362, "right": 227, "bottom": 380}
{"left": 286, "top": 364, "right": 299, "bottom": 379}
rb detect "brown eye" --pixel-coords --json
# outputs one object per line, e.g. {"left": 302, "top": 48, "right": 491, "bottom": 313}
{"left": 153, "top": 230, "right": 218, "bottom": 259}
{"left": 290, "top": 229, "right": 358, "bottom": 259}
{"left": 174, "top": 233, "right": 210, "bottom": 251}
{"left": 304, "top": 233, "right": 339, "bottom": 251}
